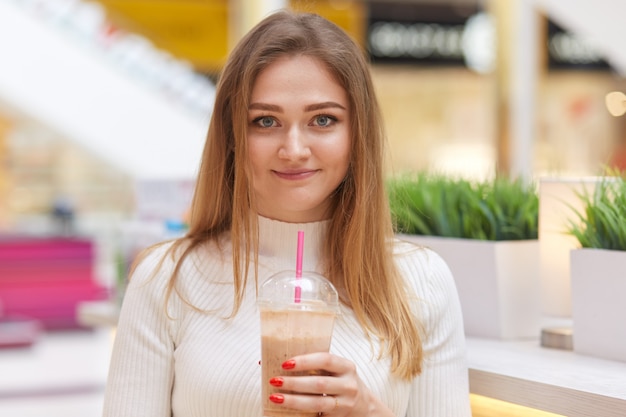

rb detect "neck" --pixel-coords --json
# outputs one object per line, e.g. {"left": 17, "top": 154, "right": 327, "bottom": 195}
{"left": 257, "top": 215, "right": 328, "bottom": 274}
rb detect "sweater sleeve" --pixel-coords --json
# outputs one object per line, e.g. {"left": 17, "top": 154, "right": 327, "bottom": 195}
{"left": 102, "top": 245, "right": 176, "bottom": 417}
{"left": 397, "top": 244, "right": 472, "bottom": 417}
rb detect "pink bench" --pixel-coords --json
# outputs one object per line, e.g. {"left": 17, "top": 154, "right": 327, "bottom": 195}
{"left": 0, "top": 237, "right": 109, "bottom": 332}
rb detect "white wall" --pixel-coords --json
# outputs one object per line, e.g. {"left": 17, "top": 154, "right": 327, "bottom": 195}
{"left": 0, "top": 1, "right": 210, "bottom": 180}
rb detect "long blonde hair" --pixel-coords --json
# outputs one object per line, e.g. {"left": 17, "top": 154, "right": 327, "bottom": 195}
{"left": 142, "top": 10, "right": 422, "bottom": 380}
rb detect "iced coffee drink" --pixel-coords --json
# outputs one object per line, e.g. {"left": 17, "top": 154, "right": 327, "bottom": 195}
{"left": 258, "top": 271, "right": 339, "bottom": 417}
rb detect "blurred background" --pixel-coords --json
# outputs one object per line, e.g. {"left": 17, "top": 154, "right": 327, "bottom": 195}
{"left": 0, "top": 0, "right": 624, "bottom": 416}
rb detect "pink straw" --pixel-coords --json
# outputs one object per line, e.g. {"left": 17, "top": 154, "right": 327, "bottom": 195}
{"left": 295, "top": 230, "right": 304, "bottom": 303}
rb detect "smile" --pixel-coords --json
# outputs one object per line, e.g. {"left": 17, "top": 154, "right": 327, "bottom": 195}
{"left": 272, "top": 169, "right": 318, "bottom": 180}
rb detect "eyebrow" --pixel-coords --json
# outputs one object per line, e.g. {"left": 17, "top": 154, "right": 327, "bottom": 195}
{"left": 305, "top": 101, "right": 346, "bottom": 112}
{"left": 249, "top": 103, "right": 282, "bottom": 112}
{"left": 248, "top": 101, "right": 347, "bottom": 112}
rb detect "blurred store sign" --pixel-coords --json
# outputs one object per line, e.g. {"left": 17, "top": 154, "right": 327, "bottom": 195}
{"left": 535, "top": 0, "right": 626, "bottom": 76}
{"left": 367, "top": 1, "right": 483, "bottom": 68}
{"left": 462, "top": 12, "right": 495, "bottom": 74}
{"left": 366, "top": 1, "right": 612, "bottom": 74}
{"left": 547, "top": 20, "right": 611, "bottom": 71}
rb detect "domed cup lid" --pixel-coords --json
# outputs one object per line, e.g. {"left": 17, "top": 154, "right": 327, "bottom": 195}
{"left": 258, "top": 270, "right": 339, "bottom": 313}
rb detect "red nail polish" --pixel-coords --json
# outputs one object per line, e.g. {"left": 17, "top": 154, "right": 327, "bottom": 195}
{"left": 282, "top": 359, "right": 296, "bottom": 369}
{"left": 269, "top": 377, "right": 283, "bottom": 387}
{"left": 269, "top": 394, "right": 284, "bottom": 404}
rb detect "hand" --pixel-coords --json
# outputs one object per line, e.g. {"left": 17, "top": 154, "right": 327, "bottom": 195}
{"left": 267, "top": 352, "right": 394, "bottom": 416}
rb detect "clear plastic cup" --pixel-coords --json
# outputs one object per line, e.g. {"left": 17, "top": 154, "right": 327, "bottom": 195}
{"left": 258, "top": 270, "right": 340, "bottom": 417}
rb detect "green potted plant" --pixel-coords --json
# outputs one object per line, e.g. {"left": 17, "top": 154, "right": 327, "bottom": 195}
{"left": 567, "top": 173, "right": 626, "bottom": 362}
{"left": 388, "top": 173, "right": 538, "bottom": 240}
{"left": 387, "top": 172, "right": 541, "bottom": 339}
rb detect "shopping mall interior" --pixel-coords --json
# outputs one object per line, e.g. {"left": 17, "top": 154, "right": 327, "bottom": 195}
{"left": 1, "top": 0, "right": 625, "bottom": 416}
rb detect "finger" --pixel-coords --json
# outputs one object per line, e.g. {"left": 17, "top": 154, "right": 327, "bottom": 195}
{"left": 283, "top": 352, "right": 354, "bottom": 375}
{"left": 273, "top": 374, "right": 337, "bottom": 396}
{"left": 271, "top": 392, "right": 339, "bottom": 415}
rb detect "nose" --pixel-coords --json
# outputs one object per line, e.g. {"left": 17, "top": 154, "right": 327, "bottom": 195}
{"left": 278, "top": 126, "right": 311, "bottom": 160}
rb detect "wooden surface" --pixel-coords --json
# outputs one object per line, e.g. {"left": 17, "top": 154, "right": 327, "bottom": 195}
{"left": 470, "top": 394, "right": 564, "bottom": 417}
{"left": 467, "top": 337, "right": 626, "bottom": 417}
{"left": 77, "top": 303, "right": 626, "bottom": 416}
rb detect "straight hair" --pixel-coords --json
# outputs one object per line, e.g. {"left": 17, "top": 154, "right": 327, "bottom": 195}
{"left": 136, "top": 10, "right": 423, "bottom": 380}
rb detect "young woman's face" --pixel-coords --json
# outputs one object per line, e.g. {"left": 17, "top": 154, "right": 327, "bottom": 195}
{"left": 247, "top": 55, "right": 351, "bottom": 223}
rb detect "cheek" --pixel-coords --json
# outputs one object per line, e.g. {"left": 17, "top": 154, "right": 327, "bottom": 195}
{"left": 336, "top": 138, "right": 352, "bottom": 175}
{"left": 338, "top": 151, "right": 351, "bottom": 177}
{"left": 247, "top": 141, "right": 265, "bottom": 173}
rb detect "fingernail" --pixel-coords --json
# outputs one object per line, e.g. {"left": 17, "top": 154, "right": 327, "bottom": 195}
{"left": 269, "top": 394, "right": 284, "bottom": 404}
{"left": 269, "top": 377, "right": 283, "bottom": 387}
{"left": 282, "top": 359, "right": 296, "bottom": 369}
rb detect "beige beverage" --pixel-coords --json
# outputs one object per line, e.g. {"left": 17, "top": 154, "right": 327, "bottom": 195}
{"left": 260, "top": 307, "right": 336, "bottom": 417}
{"left": 258, "top": 270, "right": 339, "bottom": 417}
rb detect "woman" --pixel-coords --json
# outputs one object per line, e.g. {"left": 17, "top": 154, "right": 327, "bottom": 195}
{"left": 102, "top": 10, "right": 471, "bottom": 417}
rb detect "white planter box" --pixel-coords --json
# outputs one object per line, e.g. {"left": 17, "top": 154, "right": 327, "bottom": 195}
{"left": 399, "top": 235, "right": 541, "bottom": 339}
{"left": 571, "top": 248, "right": 626, "bottom": 362}
{"left": 539, "top": 177, "right": 603, "bottom": 318}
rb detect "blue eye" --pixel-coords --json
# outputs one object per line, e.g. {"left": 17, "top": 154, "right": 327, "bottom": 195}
{"left": 317, "top": 116, "right": 330, "bottom": 126}
{"left": 314, "top": 115, "right": 336, "bottom": 127}
{"left": 254, "top": 116, "right": 276, "bottom": 128}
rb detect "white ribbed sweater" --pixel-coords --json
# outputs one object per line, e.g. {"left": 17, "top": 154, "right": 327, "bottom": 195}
{"left": 102, "top": 216, "right": 471, "bottom": 417}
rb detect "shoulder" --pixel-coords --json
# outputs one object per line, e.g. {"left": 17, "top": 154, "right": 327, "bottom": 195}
{"left": 129, "top": 240, "right": 178, "bottom": 284}
{"left": 130, "top": 235, "right": 230, "bottom": 285}
{"left": 125, "top": 236, "right": 233, "bottom": 318}
{"left": 392, "top": 236, "right": 454, "bottom": 291}
{"left": 391, "top": 236, "right": 460, "bottom": 330}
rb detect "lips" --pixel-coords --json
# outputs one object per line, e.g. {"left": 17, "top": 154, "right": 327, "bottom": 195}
{"left": 272, "top": 169, "right": 318, "bottom": 180}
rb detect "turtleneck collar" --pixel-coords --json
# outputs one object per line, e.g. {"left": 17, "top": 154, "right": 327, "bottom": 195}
{"left": 257, "top": 215, "right": 329, "bottom": 273}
